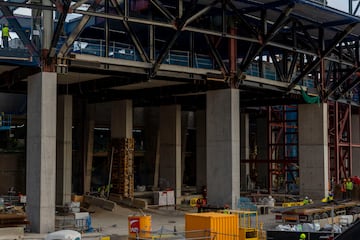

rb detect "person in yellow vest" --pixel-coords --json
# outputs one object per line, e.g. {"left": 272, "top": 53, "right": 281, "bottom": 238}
{"left": 346, "top": 178, "right": 353, "bottom": 200}
{"left": 303, "top": 196, "right": 310, "bottom": 205}
{"left": 2, "top": 23, "right": 10, "bottom": 49}
{"left": 299, "top": 233, "right": 306, "bottom": 240}
{"left": 321, "top": 192, "right": 334, "bottom": 203}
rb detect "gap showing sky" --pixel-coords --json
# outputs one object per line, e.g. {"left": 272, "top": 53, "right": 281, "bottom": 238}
{"left": 327, "top": 0, "right": 349, "bottom": 13}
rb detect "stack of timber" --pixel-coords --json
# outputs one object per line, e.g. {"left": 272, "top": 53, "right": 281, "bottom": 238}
{"left": 109, "top": 138, "right": 135, "bottom": 201}
{"left": 272, "top": 200, "right": 360, "bottom": 223}
{"left": 0, "top": 211, "right": 28, "bottom": 228}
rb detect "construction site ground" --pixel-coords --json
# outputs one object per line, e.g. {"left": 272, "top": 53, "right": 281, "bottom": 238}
{"left": 20, "top": 203, "right": 277, "bottom": 240}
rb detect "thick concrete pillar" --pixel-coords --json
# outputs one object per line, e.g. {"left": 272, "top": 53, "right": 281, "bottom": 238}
{"left": 111, "top": 100, "right": 133, "bottom": 139}
{"left": 351, "top": 113, "right": 360, "bottom": 176}
{"left": 206, "top": 89, "right": 240, "bottom": 209}
{"left": 159, "top": 105, "right": 181, "bottom": 203}
{"left": 240, "top": 113, "right": 250, "bottom": 191}
{"left": 196, "top": 110, "right": 206, "bottom": 192}
{"left": 26, "top": 72, "right": 57, "bottom": 233}
{"left": 298, "top": 103, "right": 328, "bottom": 200}
{"left": 56, "top": 95, "right": 73, "bottom": 205}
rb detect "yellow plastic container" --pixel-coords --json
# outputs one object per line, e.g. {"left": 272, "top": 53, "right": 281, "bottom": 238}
{"left": 185, "top": 212, "right": 239, "bottom": 240}
{"left": 128, "top": 215, "right": 151, "bottom": 238}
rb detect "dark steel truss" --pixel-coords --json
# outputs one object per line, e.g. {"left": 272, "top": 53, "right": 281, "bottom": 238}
{"left": 0, "top": 0, "right": 359, "bottom": 103}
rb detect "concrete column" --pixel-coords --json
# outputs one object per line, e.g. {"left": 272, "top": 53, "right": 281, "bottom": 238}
{"left": 83, "top": 104, "right": 95, "bottom": 194}
{"left": 206, "top": 89, "right": 240, "bottom": 209}
{"left": 298, "top": 103, "right": 328, "bottom": 200}
{"left": 26, "top": 72, "right": 57, "bottom": 233}
{"left": 159, "top": 105, "right": 181, "bottom": 203}
{"left": 181, "top": 112, "right": 188, "bottom": 185}
{"left": 111, "top": 100, "right": 133, "bottom": 139}
{"left": 240, "top": 113, "right": 250, "bottom": 191}
{"left": 144, "top": 107, "right": 159, "bottom": 187}
{"left": 56, "top": 95, "right": 73, "bottom": 205}
{"left": 351, "top": 113, "right": 360, "bottom": 176}
{"left": 42, "top": 0, "right": 53, "bottom": 50}
{"left": 196, "top": 110, "right": 206, "bottom": 192}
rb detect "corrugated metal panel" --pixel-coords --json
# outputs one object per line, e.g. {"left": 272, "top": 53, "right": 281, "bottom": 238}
{"left": 185, "top": 212, "right": 238, "bottom": 240}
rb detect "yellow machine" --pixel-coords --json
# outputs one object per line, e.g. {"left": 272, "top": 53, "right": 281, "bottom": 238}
{"left": 229, "top": 210, "right": 259, "bottom": 240}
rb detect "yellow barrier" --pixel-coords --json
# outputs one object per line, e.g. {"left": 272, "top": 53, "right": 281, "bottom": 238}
{"left": 190, "top": 198, "right": 200, "bottom": 207}
{"left": 281, "top": 202, "right": 304, "bottom": 207}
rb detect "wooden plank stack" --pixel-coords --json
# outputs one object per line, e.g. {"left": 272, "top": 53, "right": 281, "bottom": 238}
{"left": 0, "top": 213, "right": 29, "bottom": 228}
{"left": 110, "top": 138, "right": 135, "bottom": 200}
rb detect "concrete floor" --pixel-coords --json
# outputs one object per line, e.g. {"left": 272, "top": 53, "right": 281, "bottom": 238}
{"left": 22, "top": 204, "right": 278, "bottom": 239}
{"left": 86, "top": 204, "right": 277, "bottom": 239}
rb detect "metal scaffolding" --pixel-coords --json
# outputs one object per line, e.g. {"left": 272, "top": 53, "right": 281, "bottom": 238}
{"left": 328, "top": 101, "right": 360, "bottom": 184}
{"left": 268, "top": 105, "right": 299, "bottom": 194}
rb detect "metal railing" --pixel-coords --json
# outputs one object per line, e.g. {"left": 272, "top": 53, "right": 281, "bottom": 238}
{"left": 128, "top": 228, "right": 214, "bottom": 240}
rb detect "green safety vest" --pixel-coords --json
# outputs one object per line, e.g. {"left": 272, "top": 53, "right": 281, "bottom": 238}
{"left": 346, "top": 181, "right": 353, "bottom": 190}
{"left": 2, "top": 26, "right": 9, "bottom": 37}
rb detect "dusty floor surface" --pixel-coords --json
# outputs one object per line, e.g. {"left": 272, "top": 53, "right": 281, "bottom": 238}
{"left": 87, "top": 204, "right": 278, "bottom": 239}
{"left": 23, "top": 204, "right": 278, "bottom": 239}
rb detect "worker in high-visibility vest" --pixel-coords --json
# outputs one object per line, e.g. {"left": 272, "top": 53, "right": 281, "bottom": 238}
{"left": 321, "top": 192, "right": 334, "bottom": 203}
{"left": 303, "top": 196, "right": 310, "bottom": 205}
{"left": 346, "top": 178, "right": 353, "bottom": 200}
{"left": 299, "top": 233, "right": 306, "bottom": 240}
{"left": 2, "top": 23, "right": 10, "bottom": 49}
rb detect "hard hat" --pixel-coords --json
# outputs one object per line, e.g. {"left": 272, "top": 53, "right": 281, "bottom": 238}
{"left": 305, "top": 196, "right": 309, "bottom": 199}
{"left": 300, "top": 233, "right": 306, "bottom": 239}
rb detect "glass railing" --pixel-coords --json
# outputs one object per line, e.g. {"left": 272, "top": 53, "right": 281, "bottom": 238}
{"left": 0, "top": 113, "right": 11, "bottom": 131}
{"left": 56, "top": 36, "right": 328, "bottom": 93}
{"left": 57, "top": 37, "right": 215, "bottom": 69}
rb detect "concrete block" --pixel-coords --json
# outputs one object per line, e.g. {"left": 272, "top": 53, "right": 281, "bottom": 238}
{"left": 83, "top": 195, "right": 117, "bottom": 211}
{"left": 0, "top": 227, "right": 23, "bottom": 236}
{"left": 153, "top": 191, "right": 175, "bottom": 206}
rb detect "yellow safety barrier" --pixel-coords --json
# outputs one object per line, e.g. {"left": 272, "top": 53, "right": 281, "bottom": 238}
{"left": 281, "top": 202, "right": 304, "bottom": 207}
{"left": 190, "top": 198, "right": 200, "bottom": 207}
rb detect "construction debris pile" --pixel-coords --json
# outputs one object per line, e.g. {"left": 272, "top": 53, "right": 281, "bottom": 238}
{"left": 0, "top": 195, "right": 28, "bottom": 228}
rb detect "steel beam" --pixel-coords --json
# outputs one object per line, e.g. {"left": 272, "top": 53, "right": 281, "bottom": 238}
{"left": 57, "top": 0, "right": 102, "bottom": 57}
{"left": 287, "top": 22, "right": 358, "bottom": 92}
{"left": 238, "top": 2, "right": 295, "bottom": 79}
{"left": 110, "top": 0, "right": 149, "bottom": 63}
{"left": 325, "top": 67, "right": 360, "bottom": 100}
{"left": 204, "top": 34, "right": 228, "bottom": 76}
{"left": 48, "top": 0, "right": 70, "bottom": 58}
{"left": 150, "top": 0, "right": 175, "bottom": 22}
{"left": 151, "top": 1, "right": 218, "bottom": 78}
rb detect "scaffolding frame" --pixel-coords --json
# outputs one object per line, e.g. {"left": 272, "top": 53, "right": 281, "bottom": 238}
{"left": 327, "top": 101, "right": 360, "bottom": 184}
{"left": 267, "top": 105, "right": 299, "bottom": 194}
